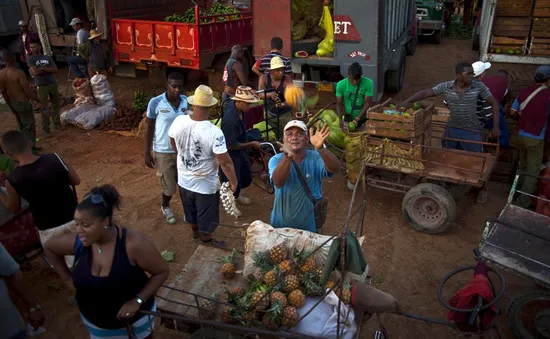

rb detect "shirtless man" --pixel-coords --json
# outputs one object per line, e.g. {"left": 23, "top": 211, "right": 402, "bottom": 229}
{"left": 222, "top": 45, "right": 250, "bottom": 103}
{"left": 0, "top": 52, "right": 40, "bottom": 151}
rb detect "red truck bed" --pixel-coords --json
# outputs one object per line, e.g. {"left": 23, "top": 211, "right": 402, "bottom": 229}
{"left": 111, "top": 5, "right": 252, "bottom": 70}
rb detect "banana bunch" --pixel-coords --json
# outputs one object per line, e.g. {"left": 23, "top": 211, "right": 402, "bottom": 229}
{"left": 35, "top": 10, "right": 52, "bottom": 56}
{"left": 364, "top": 139, "right": 424, "bottom": 173}
{"left": 220, "top": 182, "right": 241, "bottom": 218}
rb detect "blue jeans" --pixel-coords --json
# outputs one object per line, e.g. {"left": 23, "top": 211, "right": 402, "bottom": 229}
{"left": 67, "top": 55, "right": 88, "bottom": 78}
{"left": 9, "top": 330, "right": 27, "bottom": 339}
{"left": 442, "top": 126, "right": 484, "bottom": 152}
{"left": 485, "top": 106, "right": 510, "bottom": 148}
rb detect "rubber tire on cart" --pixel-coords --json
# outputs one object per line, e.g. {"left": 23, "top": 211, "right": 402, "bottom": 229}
{"left": 402, "top": 183, "right": 456, "bottom": 234}
{"left": 507, "top": 290, "right": 550, "bottom": 339}
{"left": 432, "top": 30, "right": 443, "bottom": 44}
{"left": 385, "top": 55, "right": 406, "bottom": 93}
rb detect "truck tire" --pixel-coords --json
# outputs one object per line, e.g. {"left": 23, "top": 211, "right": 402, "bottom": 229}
{"left": 402, "top": 183, "right": 456, "bottom": 234}
{"left": 432, "top": 30, "right": 443, "bottom": 44}
{"left": 506, "top": 291, "right": 550, "bottom": 339}
{"left": 385, "top": 54, "right": 406, "bottom": 93}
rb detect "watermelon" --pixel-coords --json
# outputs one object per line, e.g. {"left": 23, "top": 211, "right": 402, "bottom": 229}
{"left": 413, "top": 102, "right": 422, "bottom": 110}
{"left": 294, "top": 51, "right": 308, "bottom": 58}
{"left": 321, "top": 109, "right": 338, "bottom": 123}
{"left": 328, "top": 128, "right": 345, "bottom": 148}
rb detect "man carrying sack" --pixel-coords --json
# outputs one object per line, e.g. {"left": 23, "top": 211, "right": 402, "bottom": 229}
{"left": 269, "top": 120, "right": 340, "bottom": 232}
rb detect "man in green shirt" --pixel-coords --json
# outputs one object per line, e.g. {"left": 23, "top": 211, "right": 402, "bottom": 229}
{"left": 335, "top": 62, "right": 373, "bottom": 131}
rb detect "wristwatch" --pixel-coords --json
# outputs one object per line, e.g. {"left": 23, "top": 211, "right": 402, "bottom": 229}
{"left": 29, "top": 304, "right": 42, "bottom": 312}
{"left": 135, "top": 295, "right": 145, "bottom": 305}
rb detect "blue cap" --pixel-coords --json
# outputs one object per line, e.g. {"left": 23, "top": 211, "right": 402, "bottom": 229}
{"left": 535, "top": 65, "right": 550, "bottom": 81}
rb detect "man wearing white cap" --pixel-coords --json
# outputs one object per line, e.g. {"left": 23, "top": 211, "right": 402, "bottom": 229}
{"left": 67, "top": 18, "right": 90, "bottom": 78}
{"left": 471, "top": 61, "right": 511, "bottom": 148}
{"left": 220, "top": 86, "right": 261, "bottom": 206}
{"left": 18, "top": 21, "right": 39, "bottom": 77}
{"left": 168, "top": 85, "right": 238, "bottom": 246}
{"left": 269, "top": 120, "right": 340, "bottom": 232}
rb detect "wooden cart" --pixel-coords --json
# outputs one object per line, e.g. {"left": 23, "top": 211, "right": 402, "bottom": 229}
{"left": 479, "top": 174, "right": 550, "bottom": 339}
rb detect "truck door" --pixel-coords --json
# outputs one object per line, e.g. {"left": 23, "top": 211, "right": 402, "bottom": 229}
{"left": 252, "top": 0, "right": 292, "bottom": 58}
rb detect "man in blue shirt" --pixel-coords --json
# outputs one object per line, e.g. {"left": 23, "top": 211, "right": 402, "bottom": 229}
{"left": 269, "top": 120, "right": 340, "bottom": 232}
{"left": 145, "top": 72, "right": 188, "bottom": 224}
{"left": 220, "top": 86, "right": 261, "bottom": 206}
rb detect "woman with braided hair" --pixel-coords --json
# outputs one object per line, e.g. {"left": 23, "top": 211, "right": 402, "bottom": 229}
{"left": 44, "top": 184, "right": 169, "bottom": 339}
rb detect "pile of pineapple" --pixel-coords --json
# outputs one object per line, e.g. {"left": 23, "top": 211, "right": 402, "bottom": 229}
{"left": 203, "top": 243, "right": 353, "bottom": 331}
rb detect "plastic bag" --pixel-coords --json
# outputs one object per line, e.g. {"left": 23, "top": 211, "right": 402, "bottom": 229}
{"left": 90, "top": 74, "right": 115, "bottom": 107}
{"left": 316, "top": 6, "right": 334, "bottom": 57}
{"left": 61, "top": 102, "right": 98, "bottom": 126}
{"left": 243, "top": 220, "right": 364, "bottom": 277}
{"left": 75, "top": 105, "right": 116, "bottom": 130}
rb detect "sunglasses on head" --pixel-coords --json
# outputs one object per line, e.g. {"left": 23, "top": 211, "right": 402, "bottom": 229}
{"left": 84, "top": 194, "right": 107, "bottom": 206}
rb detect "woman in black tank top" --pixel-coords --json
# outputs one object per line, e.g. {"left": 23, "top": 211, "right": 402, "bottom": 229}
{"left": 44, "top": 185, "right": 169, "bottom": 338}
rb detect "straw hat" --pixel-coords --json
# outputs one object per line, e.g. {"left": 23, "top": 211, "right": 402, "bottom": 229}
{"left": 88, "top": 30, "right": 104, "bottom": 40}
{"left": 188, "top": 85, "right": 218, "bottom": 107}
{"left": 268, "top": 56, "right": 286, "bottom": 71}
{"left": 231, "top": 86, "right": 260, "bottom": 103}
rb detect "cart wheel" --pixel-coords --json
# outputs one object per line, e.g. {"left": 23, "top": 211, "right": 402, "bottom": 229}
{"left": 507, "top": 291, "right": 550, "bottom": 339}
{"left": 402, "top": 183, "right": 456, "bottom": 234}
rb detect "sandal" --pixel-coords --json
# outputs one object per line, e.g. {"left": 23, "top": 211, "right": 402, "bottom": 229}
{"left": 192, "top": 228, "right": 200, "bottom": 240}
{"left": 201, "top": 238, "right": 226, "bottom": 248}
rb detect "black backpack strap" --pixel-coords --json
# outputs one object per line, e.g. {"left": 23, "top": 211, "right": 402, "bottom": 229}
{"left": 291, "top": 160, "right": 316, "bottom": 206}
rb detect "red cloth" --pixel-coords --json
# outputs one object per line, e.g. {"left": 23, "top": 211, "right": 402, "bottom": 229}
{"left": 245, "top": 105, "right": 265, "bottom": 130}
{"left": 447, "top": 271, "right": 496, "bottom": 332}
{"left": 482, "top": 75, "right": 508, "bottom": 103}
{"left": 516, "top": 85, "right": 550, "bottom": 136}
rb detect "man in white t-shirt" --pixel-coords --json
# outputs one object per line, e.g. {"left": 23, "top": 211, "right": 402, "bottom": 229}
{"left": 168, "top": 85, "right": 238, "bottom": 246}
{"left": 67, "top": 18, "right": 90, "bottom": 78}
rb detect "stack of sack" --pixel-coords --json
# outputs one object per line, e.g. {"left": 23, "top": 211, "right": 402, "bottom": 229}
{"left": 61, "top": 74, "right": 116, "bottom": 130}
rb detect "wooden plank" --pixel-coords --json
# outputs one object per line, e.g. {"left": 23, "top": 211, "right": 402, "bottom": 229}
{"left": 534, "top": 8, "right": 550, "bottom": 16}
{"left": 365, "top": 128, "right": 415, "bottom": 139}
{"left": 535, "top": 0, "right": 550, "bottom": 7}
{"left": 493, "top": 29, "right": 530, "bottom": 37}
{"left": 367, "top": 111, "right": 420, "bottom": 123}
{"left": 157, "top": 245, "right": 247, "bottom": 317}
{"left": 496, "top": 7, "right": 533, "bottom": 16}
{"left": 494, "top": 17, "right": 532, "bottom": 25}
{"left": 531, "top": 31, "right": 550, "bottom": 37}
{"left": 492, "top": 36, "right": 527, "bottom": 45}
{"left": 366, "top": 120, "right": 416, "bottom": 131}
{"left": 499, "top": 0, "right": 533, "bottom": 5}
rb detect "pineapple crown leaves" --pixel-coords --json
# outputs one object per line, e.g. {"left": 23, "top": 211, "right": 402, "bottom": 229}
{"left": 264, "top": 300, "right": 284, "bottom": 324}
{"left": 301, "top": 272, "right": 323, "bottom": 296}
{"left": 219, "top": 248, "right": 237, "bottom": 264}
{"left": 226, "top": 289, "right": 242, "bottom": 305}
{"left": 252, "top": 250, "right": 273, "bottom": 273}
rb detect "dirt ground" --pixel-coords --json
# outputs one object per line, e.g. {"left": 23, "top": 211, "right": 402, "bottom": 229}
{"left": 0, "top": 38, "right": 539, "bottom": 339}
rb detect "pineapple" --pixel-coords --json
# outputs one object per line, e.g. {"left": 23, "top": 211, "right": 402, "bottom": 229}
{"left": 222, "top": 306, "right": 236, "bottom": 324}
{"left": 270, "top": 291, "right": 288, "bottom": 307}
{"left": 198, "top": 293, "right": 219, "bottom": 320}
{"left": 263, "top": 300, "right": 284, "bottom": 329}
{"left": 263, "top": 269, "right": 280, "bottom": 287}
{"left": 341, "top": 289, "right": 352, "bottom": 305}
{"left": 300, "top": 257, "right": 316, "bottom": 273}
{"left": 252, "top": 250, "right": 273, "bottom": 273}
{"left": 315, "top": 267, "right": 324, "bottom": 280}
{"left": 326, "top": 280, "right": 336, "bottom": 290}
{"left": 269, "top": 243, "right": 287, "bottom": 265}
{"left": 281, "top": 306, "right": 298, "bottom": 328}
{"left": 226, "top": 288, "right": 244, "bottom": 305}
{"left": 219, "top": 249, "right": 237, "bottom": 279}
{"left": 278, "top": 259, "right": 294, "bottom": 275}
{"left": 231, "top": 287, "right": 246, "bottom": 298}
{"left": 283, "top": 274, "right": 300, "bottom": 293}
{"left": 251, "top": 291, "right": 269, "bottom": 310}
{"left": 288, "top": 289, "right": 306, "bottom": 308}
{"left": 301, "top": 272, "right": 323, "bottom": 296}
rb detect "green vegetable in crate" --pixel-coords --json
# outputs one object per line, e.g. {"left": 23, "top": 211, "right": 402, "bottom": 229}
{"left": 388, "top": 104, "right": 396, "bottom": 109}
{"left": 320, "top": 109, "right": 338, "bottom": 123}
{"left": 348, "top": 121, "right": 357, "bottom": 132}
{"left": 412, "top": 102, "right": 422, "bottom": 110}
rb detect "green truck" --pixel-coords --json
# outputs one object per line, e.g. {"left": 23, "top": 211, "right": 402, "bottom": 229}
{"left": 415, "top": 0, "right": 454, "bottom": 44}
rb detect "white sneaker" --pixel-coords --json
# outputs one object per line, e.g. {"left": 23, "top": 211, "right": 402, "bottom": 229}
{"left": 237, "top": 196, "right": 251, "bottom": 205}
{"left": 161, "top": 206, "right": 177, "bottom": 224}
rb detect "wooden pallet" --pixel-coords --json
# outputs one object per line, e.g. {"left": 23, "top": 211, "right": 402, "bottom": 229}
{"left": 534, "top": 0, "right": 550, "bottom": 17}
{"left": 532, "top": 17, "right": 550, "bottom": 38}
{"left": 365, "top": 99, "right": 434, "bottom": 145}
{"left": 492, "top": 17, "right": 531, "bottom": 37}
{"left": 530, "top": 36, "right": 550, "bottom": 55}
{"left": 496, "top": 0, "right": 535, "bottom": 16}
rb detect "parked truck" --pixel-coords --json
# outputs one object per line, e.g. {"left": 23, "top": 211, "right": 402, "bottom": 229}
{"left": 474, "top": 0, "right": 550, "bottom": 65}
{"left": 415, "top": 0, "right": 454, "bottom": 44}
{"left": 253, "top": 0, "right": 417, "bottom": 101}
{"left": 0, "top": 0, "right": 23, "bottom": 55}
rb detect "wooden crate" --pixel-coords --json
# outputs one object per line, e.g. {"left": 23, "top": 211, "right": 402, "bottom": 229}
{"left": 534, "top": 0, "right": 550, "bottom": 17}
{"left": 531, "top": 17, "right": 550, "bottom": 38}
{"left": 365, "top": 99, "right": 434, "bottom": 145}
{"left": 530, "top": 37, "right": 550, "bottom": 55}
{"left": 492, "top": 17, "right": 531, "bottom": 37}
{"left": 430, "top": 107, "right": 449, "bottom": 148}
{"left": 496, "top": 0, "right": 535, "bottom": 16}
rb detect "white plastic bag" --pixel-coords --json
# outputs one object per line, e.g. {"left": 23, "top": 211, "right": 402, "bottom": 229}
{"left": 90, "top": 74, "right": 115, "bottom": 107}
{"left": 243, "top": 220, "right": 364, "bottom": 277}
{"left": 289, "top": 294, "right": 356, "bottom": 338}
{"left": 75, "top": 105, "right": 116, "bottom": 130}
{"left": 61, "top": 102, "right": 98, "bottom": 126}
